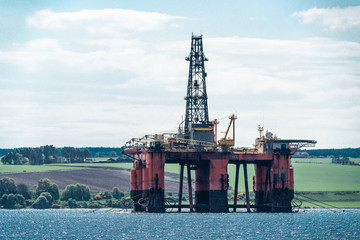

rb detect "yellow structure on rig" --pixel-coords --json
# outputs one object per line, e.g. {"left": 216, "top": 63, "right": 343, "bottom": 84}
{"left": 217, "top": 114, "right": 237, "bottom": 148}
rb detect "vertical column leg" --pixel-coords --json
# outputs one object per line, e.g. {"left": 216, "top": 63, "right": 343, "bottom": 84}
{"left": 145, "top": 152, "right": 165, "bottom": 213}
{"left": 187, "top": 163, "right": 193, "bottom": 212}
{"left": 209, "top": 159, "right": 229, "bottom": 212}
{"left": 195, "top": 161, "right": 210, "bottom": 212}
{"left": 269, "top": 166, "right": 273, "bottom": 212}
{"left": 254, "top": 164, "right": 269, "bottom": 212}
{"left": 178, "top": 163, "right": 184, "bottom": 212}
{"left": 264, "top": 166, "right": 269, "bottom": 203}
{"left": 130, "top": 163, "right": 144, "bottom": 212}
{"left": 271, "top": 154, "right": 293, "bottom": 212}
{"left": 243, "top": 163, "right": 251, "bottom": 213}
{"left": 233, "top": 163, "right": 240, "bottom": 212}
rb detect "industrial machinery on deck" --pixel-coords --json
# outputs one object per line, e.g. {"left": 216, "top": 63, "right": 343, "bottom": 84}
{"left": 217, "top": 114, "right": 237, "bottom": 149}
{"left": 123, "top": 34, "right": 316, "bottom": 213}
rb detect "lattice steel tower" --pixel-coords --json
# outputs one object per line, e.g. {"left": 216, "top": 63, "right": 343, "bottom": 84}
{"left": 184, "top": 34, "right": 209, "bottom": 136}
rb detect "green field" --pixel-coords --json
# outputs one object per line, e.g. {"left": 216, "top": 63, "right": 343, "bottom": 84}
{"left": 291, "top": 157, "right": 333, "bottom": 164}
{"left": 0, "top": 164, "right": 85, "bottom": 173}
{"left": 296, "top": 201, "right": 360, "bottom": 208}
{"left": 48, "top": 162, "right": 133, "bottom": 169}
{"left": 292, "top": 163, "right": 360, "bottom": 191}
{"left": 0, "top": 162, "right": 133, "bottom": 174}
{"left": 292, "top": 157, "right": 360, "bottom": 164}
{"left": 351, "top": 158, "right": 360, "bottom": 164}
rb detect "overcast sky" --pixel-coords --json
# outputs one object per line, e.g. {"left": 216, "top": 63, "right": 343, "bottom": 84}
{"left": 0, "top": 0, "right": 359, "bottom": 149}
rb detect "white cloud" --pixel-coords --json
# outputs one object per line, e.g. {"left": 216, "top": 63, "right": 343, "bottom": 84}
{"left": 0, "top": 37, "right": 185, "bottom": 86}
{"left": 27, "top": 8, "right": 185, "bottom": 35}
{"left": 292, "top": 6, "right": 360, "bottom": 31}
{"left": 205, "top": 37, "right": 360, "bottom": 98}
{"left": 1, "top": 7, "right": 360, "bottom": 148}
{"left": 200, "top": 36, "right": 360, "bottom": 149}
{"left": 207, "top": 37, "right": 360, "bottom": 58}
{"left": 0, "top": 91, "right": 183, "bottom": 147}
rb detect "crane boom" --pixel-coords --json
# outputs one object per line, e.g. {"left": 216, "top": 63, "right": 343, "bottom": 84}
{"left": 218, "top": 114, "right": 237, "bottom": 148}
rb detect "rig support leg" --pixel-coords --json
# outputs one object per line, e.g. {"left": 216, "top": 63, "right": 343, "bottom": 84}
{"left": 178, "top": 163, "right": 184, "bottom": 212}
{"left": 271, "top": 154, "right": 294, "bottom": 212}
{"left": 233, "top": 163, "right": 240, "bottom": 212}
{"left": 209, "top": 159, "right": 229, "bottom": 212}
{"left": 130, "top": 161, "right": 144, "bottom": 212}
{"left": 195, "top": 161, "right": 210, "bottom": 212}
{"left": 254, "top": 164, "right": 269, "bottom": 212}
{"left": 142, "top": 152, "right": 166, "bottom": 213}
{"left": 243, "top": 163, "right": 251, "bottom": 213}
{"left": 187, "top": 163, "right": 194, "bottom": 212}
{"left": 254, "top": 154, "right": 294, "bottom": 212}
{"left": 264, "top": 165, "right": 271, "bottom": 204}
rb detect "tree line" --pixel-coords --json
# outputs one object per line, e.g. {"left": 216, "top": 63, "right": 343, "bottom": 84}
{"left": 0, "top": 147, "right": 129, "bottom": 165}
{"left": 299, "top": 147, "right": 360, "bottom": 158}
{"left": 0, "top": 177, "right": 128, "bottom": 209}
{"left": 80, "top": 147, "right": 123, "bottom": 157}
{"left": 1, "top": 145, "right": 92, "bottom": 165}
{"left": 1, "top": 145, "right": 59, "bottom": 165}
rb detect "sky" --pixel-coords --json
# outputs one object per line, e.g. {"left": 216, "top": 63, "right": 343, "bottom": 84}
{"left": 0, "top": 0, "right": 359, "bottom": 149}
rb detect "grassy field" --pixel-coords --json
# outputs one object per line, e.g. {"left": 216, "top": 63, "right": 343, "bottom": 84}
{"left": 48, "top": 162, "right": 133, "bottom": 169}
{"left": 291, "top": 157, "right": 333, "bottom": 164}
{"left": 297, "top": 201, "right": 360, "bottom": 208}
{"left": 0, "top": 164, "right": 86, "bottom": 173}
{"left": 294, "top": 191, "right": 360, "bottom": 208}
{"left": 292, "top": 163, "right": 360, "bottom": 191}
{"left": 292, "top": 157, "right": 360, "bottom": 164}
{"left": 0, "top": 162, "right": 133, "bottom": 174}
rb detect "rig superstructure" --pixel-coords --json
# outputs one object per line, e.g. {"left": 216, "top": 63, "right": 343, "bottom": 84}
{"left": 123, "top": 34, "right": 316, "bottom": 213}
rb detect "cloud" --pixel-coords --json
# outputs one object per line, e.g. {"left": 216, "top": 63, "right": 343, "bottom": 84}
{"left": 207, "top": 37, "right": 360, "bottom": 58}
{"left": 2, "top": 35, "right": 359, "bottom": 110}
{"left": 205, "top": 37, "right": 360, "bottom": 98}
{"left": 292, "top": 6, "right": 360, "bottom": 31}
{"left": 27, "top": 8, "right": 185, "bottom": 36}
{"left": 0, "top": 37, "right": 185, "bottom": 88}
{"left": 0, "top": 91, "right": 183, "bottom": 147}
{"left": 1, "top": 7, "right": 360, "bottom": 148}
{"left": 200, "top": 36, "right": 360, "bottom": 149}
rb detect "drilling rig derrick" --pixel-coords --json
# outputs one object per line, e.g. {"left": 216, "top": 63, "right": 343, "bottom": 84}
{"left": 183, "top": 34, "right": 213, "bottom": 144}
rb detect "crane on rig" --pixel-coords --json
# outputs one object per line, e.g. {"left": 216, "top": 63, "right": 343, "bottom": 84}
{"left": 217, "top": 114, "right": 237, "bottom": 148}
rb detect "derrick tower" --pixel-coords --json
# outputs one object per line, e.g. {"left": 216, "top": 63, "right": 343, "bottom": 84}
{"left": 184, "top": 34, "right": 210, "bottom": 137}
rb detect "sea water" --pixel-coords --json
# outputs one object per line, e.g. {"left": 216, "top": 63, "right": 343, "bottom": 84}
{"left": 0, "top": 209, "right": 359, "bottom": 239}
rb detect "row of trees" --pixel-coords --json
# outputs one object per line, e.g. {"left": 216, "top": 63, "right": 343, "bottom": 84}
{"left": 0, "top": 177, "right": 127, "bottom": 209}
{"left": 82, "top": 147, "right": 123, "bottom": 158}
{"left": 1, "top": 145, "right": 59, "bottom": 165}
{"left": 299, "top": 147, "right": 360, "bottom": 158}
{"left": 1, "top": 146, "right": 93, "bottom": 165}
{"left": 62, "top": 147, "right": 92, "bottom": 163}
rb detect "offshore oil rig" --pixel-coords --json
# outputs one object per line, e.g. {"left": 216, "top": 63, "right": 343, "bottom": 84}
{"left": 123, "top": 34, "right": 316, "bottom": 213}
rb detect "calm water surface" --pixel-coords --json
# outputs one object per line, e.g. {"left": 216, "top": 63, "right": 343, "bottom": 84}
{"left": 0, "top": 209, "right": 359, "bottom": 239}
